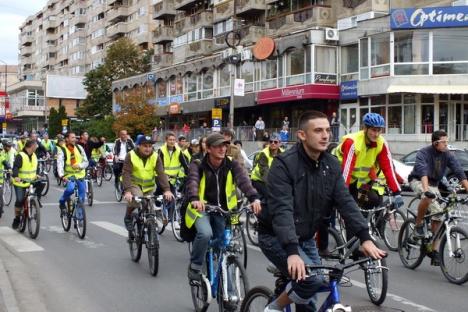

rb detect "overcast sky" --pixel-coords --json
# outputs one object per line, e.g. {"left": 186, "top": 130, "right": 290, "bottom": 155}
{"left": 0, "top": 1, "right": 48, "bottom": 65}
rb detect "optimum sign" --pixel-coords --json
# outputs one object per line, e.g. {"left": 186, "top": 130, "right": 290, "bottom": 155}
{"left": 391, "top": 6, "right": 468, "bottom": 29}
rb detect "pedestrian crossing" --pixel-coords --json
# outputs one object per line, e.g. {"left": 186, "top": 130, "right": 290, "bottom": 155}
{"left": 0, "top": 227, "right": 44, "bottom": 252}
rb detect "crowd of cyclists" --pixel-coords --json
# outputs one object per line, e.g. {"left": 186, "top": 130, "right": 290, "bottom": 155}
{"left": 0, "top": 109, "right": 467, "bottom": 311}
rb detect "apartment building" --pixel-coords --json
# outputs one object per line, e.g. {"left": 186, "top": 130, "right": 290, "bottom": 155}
{"left": 14, "top": 0, "right": 156, "bottom": 132}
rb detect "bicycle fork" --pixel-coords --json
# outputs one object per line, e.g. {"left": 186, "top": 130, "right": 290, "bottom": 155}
{"left": 444, "top": 221, "right": 458, "bottom": 258}
{"left": 220, "top": 256, "right": 241, "bottom": 304}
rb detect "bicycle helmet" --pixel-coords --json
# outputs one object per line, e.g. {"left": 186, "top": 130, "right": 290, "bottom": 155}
{"left": 362, "top": 113, "right": 385, "bottom": 128}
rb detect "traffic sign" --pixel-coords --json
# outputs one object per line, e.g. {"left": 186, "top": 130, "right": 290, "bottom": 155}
{"left": 147, "top": 73, "right": 156, "bottom": 82}
{"left": 212, "top": 108, "right": 222, "bottom": 120}
{"left": 62, "top": 119, "right": 68, "bottom": 126}
{"left": 234, "top": 79, "right": 245, "bottom": 96}
{"left": 212, "top": 119, "right": 221, "bottom": 132}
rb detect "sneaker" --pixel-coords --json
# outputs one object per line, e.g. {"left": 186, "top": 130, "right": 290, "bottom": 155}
{"left": 124, "top": 215, "right": 133, "bottom": 231}
{"left": 59, "top": 203, "right": 66, "bottom": 216}
{"left": 173, "top": 221, "right": 180, "bottom": 230}
{"left": 12, "top": 217, "right": 20, "bottom": 230}
{"left": 413, "top": 224, "right": 427, "bottom": 239}
{"left": 429, "top": 251, "right": 441, "bottom": 266}
{"left": 264, "top": 306, "right": 282, "bottom": 312}
{"left": 188, "top": 265, "right": 202, "bottom": 281}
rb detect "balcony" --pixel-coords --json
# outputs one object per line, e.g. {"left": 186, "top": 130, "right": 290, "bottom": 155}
{"left": 174, "top": 0, "right": 197, "bottom": 11}
{"left": 107, "top": 6, "right": 129, "bottom": 24}
{"left": 133, "top": 32, "right": 150, "bottom": 46}
{"left": 46, "top": 31, "right": 59, "bottom": 40}
{"left": 174, "top": 18, "right": 186, "bottom": 36}
{"left": 69, "top": 29, "right": 85, "bottom": 40}
{"left": 11, "top": 104, "right": 46, "bottom": 118}
{"left": 45, "top": 44, "right": 57, "bottom": 54}
{"left": 267, "top": 5, "right": 333, "bottom": 30}
{"left": 21, "top": 35, "right": 34, "bottom": 45}
{"left": 239, "top": 25, "right": 265, "bottom": 45}
{"left": 107, "top": 22, "right": 127, "bottom": 38}
{"left": 214, "top": 1, "right": 233, "bottom": 23}
{"left": 43, "top": 17, "right": 58, "bottom": 30}
{"left": 152, "top": 53, "right": 173, "bottom": 69}
{"left": 186, "top": 39, "right": 212, "bottom": 58}
{"left": 153, "top": 26, "right": 174, "bottom": 44}
{"left": 70, "top": 14, "right": 87, "bottom": 25}
{"left": 153, "top": 0, "right": 176, "bottom": 20}
{"left": 188, "top": 11, "right": 213, "bottom": 30}
{"left": 21, "top": 46, "right": 33, "bottom": 56}
{"left": 237, "top": 0, "right": 265, "bottom": 17}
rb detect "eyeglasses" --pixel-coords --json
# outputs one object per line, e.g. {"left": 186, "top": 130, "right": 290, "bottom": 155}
{"left": 269, "top": 140, "right": 279, "bottom": 144}
{"left": 436, "top": 140, "right": 449, "bottom": 144}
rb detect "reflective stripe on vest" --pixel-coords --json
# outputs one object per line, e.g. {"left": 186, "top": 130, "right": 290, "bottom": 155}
{"left": 129, "top": 150, "right": 158, "bottom": 193}
{"left": 13, "top": 152, "right": 37, "bottom": 187}
{"left": 64, "top": 145, "right": 86, "bottom": 179}
{"left": 335, "top": 130, "right": 384, "bottom": 188}
{"left": 185, "top": 170, "right": 237, "bottom": 229}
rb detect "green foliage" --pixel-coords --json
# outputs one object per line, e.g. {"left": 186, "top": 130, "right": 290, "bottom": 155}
{"left": 48, "top": 106, "right": 68, "bottom": 137}
{"left": 72, "top": 116, "right": 116, "bottom": 140}
{"left": 78, "top": 65, "right": 112, "bottom": 118}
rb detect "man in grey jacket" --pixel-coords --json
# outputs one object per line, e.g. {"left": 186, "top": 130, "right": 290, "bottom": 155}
{"left": 259, "top": 110, "right": 385, "bottom": 312}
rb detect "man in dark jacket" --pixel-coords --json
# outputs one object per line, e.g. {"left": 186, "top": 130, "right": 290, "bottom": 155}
{"left": 259, "top": 110, "right": 385, "bottom": 312}
{"left": 112, "top": 130, "right": 135, "bottom": 187}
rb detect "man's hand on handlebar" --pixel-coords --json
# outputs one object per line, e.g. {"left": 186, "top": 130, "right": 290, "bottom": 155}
{"left": 250, "top": 199, "right": 262, "bottom": 215}
{"left": 124, "top": 191, "right": 133, "bottom": 203}
{"left": 361, "top": 240, "right": 387, "bottom": 260}
{"left": 163, "top": 190, "right": 174, "bottom": 202}
{"left": 191, "top": 200, "right": 205, "bottom": 212}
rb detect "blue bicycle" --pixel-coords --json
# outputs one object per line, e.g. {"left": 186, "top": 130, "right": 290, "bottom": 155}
{"left": 60, "top": 177, "right": 86, "bottom": 239}
{"left": 240, "top": 256, "right": 385, "bottom": 312}
{"left": 189, "top": 204, "right": 251, "bottom": 312}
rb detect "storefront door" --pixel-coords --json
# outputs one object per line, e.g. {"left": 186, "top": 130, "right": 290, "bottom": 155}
{"left": 340, "top": 103, "right": 359, "bottom": 137}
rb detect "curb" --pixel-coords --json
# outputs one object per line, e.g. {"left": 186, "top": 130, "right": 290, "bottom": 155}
{"left": 0, "top": 243, "right": 20, "bottom": 312}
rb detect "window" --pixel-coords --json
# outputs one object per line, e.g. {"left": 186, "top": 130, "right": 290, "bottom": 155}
{"left": 240, "top": 62, "right": 254, "bottom": 92}
{"left": 433, "top": 29, "right": 468, "bottom": 74}
{"left": 394, "top": 31, "right": 429, "bottom": 75}
{"left": 185, "top": 73, "right": 197, "bottom": 101}
{"left": 158, "top": 80, "right": 167, "bottom": 98}
{"left": 315, "top": 46, "right": 336, "bottom": 73}
{"left": 286, "top": 48, "right": 306, "bottom": 86}
{"left": 370, "top": 34, "right": 390, "bottom": 78}
{"left": 260, "top": 59, "right": 277, "bottom": 90}
{"left": 214, "top": 19, "right": 233, "bottom": 36}
{"left": 421, "top": 94, "right": 434, "bottom": 134}
{"left": 341, "top": 44, "right": 358, "bottom": 81}
{"left": 388, "top": 106, "right": 402, "bottom": 134}
{"left": 218, "top": 65, "right": 230, "bottom": 97}
{"left": 359, "top": 38, "right": 368, "bottom": 79}
{"left": 202, "top": 69, "right": 214, "bottom": 99}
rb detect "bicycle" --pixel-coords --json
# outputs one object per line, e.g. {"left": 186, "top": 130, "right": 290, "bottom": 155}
{"left": 398, "top": 187, "right": 468, "bottom": 284}
{"left": 103, "top": 160, "right": 113, "bottom": 181}
{"left": 115, "top": 175, "right": 123, "bottom": 202}
{"left": 3, "top": 170, "right": 13, "bottom": 206}
{"left": 84, "top": 168, "right": 94, "bottom": 207}
{"left": 16, "top": 177, "right": 46, "bottom": 239}
{"left": 37, "top": 159, "right": 50, "bottom": 196}
{"left": 189, "top": 204, "right": 250, "bottom": 312}
{"left": 128, "top": 194, "right": 161, "bottom": 276}
{"left": 170, "top": 185, "right": 185, "bottom": 242}
{"left": 154, "top": 178, "right": 184, "bottom": 237}
{"left": 87, "top": 160, "right": 104, "bottom": 187}
{"left": 240, "top": 257, "right": 384, "bottom": 312}
{"left": 60, "top": 177, "right": 87, "bottom": 239}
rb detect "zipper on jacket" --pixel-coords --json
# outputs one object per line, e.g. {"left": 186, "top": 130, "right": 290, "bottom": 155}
{"left": 215, "top": 170, "right": 221, "bottom": 207}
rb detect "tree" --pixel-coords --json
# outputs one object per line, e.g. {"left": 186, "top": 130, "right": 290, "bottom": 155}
{"left": 48, "top": 106, "right": 68, "bottom": 137}
{"left": 77, "top": 65, "right": 112, "bottom": 118}
{"left": 112, "top": 92, "right": 158, "bottom": 137}
{"left": 72, "top": 116, "right": 116, "bottom": 140}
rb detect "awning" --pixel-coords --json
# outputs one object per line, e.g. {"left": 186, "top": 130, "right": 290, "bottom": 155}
{"left": 387, "top": 85, "right": 468, "bottom": 94}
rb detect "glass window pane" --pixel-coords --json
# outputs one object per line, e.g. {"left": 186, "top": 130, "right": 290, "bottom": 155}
{"left": 371, "top": 34, "right": 390, "bottom": 66}
{"left": 158, "top": 80, "right": 166, "bottom": 97}
{"left": 241, "top": 62, "right": 254, "bottom": 82}
{"left": 341, "top": 44, "right": 358, "bottom": 74}
{"left": 371, "top": 106, "right": 386, "bottom": 133}
{"left": 219, "top": 66, "right": 230, "bottom": 87}
{"left": 360, "top": 38, "right": 368, "bottom": 67}
{"left": 287, "top": 48, "right": 305, "bottom": 75}
{"left": 439, "top": 102, "right": 448, "bottom": 131}
{"left": 421, "top": 105, "right": 434, "bottom": 134}
{"left": 404, "top": 105, "right": 416, "bottom": 134}
{"left": 371, "top": 95, "right": 386, "bottom": 106}
{"left": 394, "top": 64, "right": 429, "bottom": 75}
{"left": 394, "top": 31, "right": 429, "bottom": 63}
{"left": 203, "top": 69, "right": 213, "bottom": 90}
{"left": 389, "top": 94, "right": 401, "bottom": 104}
{"left": 315, "top": 46, "right": 336, "bottom": 73}
{"left": 433, "top": 63, "right": 468, "bottom": 75}
{"left": 433, "top": 29, "right": 468, "bottom": 62}
{"left": 388, "top": 106, "right": 402, "bottom": 134}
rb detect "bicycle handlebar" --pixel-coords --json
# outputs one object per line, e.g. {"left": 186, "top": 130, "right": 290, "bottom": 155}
{"left": 305, "top": 254, "right": 388, "bottom": 275}
{"left": 204, "top": 204, "right": 253, "bottom": 216}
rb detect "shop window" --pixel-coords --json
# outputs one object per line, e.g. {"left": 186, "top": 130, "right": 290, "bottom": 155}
{"left": 240, "top": 62, "right": 254, "bottom": 92}
{"left": 394, "top": 31, "right": 429, "bottom": 75}
{"left": 286, "top": 48, "right": 306, "bottom": 86}
{"left": 157, "top": 80, "right": 166, "bottom": 98}
{"left": 388, "top": 106, "right": 402, "bottom": 134}
{"left": 403, "top": 94, "right": 416, "bottom": 134}
{"left": 218, "top": 65, "right": 230, "bottom": 97}
{"left": 202, "top": 69, "right": 213, "bottom": 99}
{"left": 421, "top": 105, "right": 434, "bottom": 134}
{"left": 433, "top": 29, "right": 468, "bottom": 74}
{"left": 341, "top": 44, "right": 358, "bottom": 82}
{"left": 370, "top": 34, "right": 390, "bottom": 78}
{"left": 439, "top": 101, "right": 448, "bottom": 131}
{"left": 359, "top": 38, "right": 369, "bottom": 80}
{"left": 185, "top": 73, "right": 198, "bottom": 101}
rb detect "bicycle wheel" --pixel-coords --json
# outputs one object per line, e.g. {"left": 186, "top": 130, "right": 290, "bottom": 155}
{"left": 218, "top": 256, "right": 249, "bottom": 312}
{"left": 129, "top": 213, "right": 143, "bottom": 262}
{"left": 190, "top": 274, "right": 210, "bottom": 312}
{"left": 245, "top": 212, "right": 259, "bottom": 247}
{"left": 240, "top": 286, "right": 273, "bottom": 312}
{"left": 87, "top": 180, "right": 93, "bottom": 207}
{"left": 363, "top": 255, "right": 388, "bottom": 305}
{"left": 171, "top": 200, "right": 184, "bottom": 242}
{"left": 439, "top": 226, "right": 468, "bottom": 284}
{"left": 75, "top": 203, "right": 87, "bottom": 239}
{"left": 27, "top": 198, "right": 41, "bottom": 239}
{"left": 96, "top": 167, "right": 103, "bottom": 187}
{"left": 156, "top": 203, "right": 168, "bottom": 235}
{"left": 61, "top": 201, "right": 72, "bottom": 232}
{"left": 232, "top": 224, "right": 248, "bottom": 269}
{"left": 407, "top": 197, "right": 420, "bottom": 216}
{"left": 3, "top": 181, "right": 12, "bottom": 206}
{"left": 115, "top": 181, "right": 123, "bottom": 202}
{"left": 104, "top": 164, "right": 113, "bottom": 181}
{"left": 146, "top": 219, "right": 159, "bottom": 276}
{"left": 41, "top": 174, "right": 50, "bottom": 196}
{"left": 382, "top": 209, "right": 406, "bottom": 252}
{"left": 326, "top": 227, "right": 345, "bottom": 259}
{"left": 398, "top": 218, "right": 425, "bottom": 269}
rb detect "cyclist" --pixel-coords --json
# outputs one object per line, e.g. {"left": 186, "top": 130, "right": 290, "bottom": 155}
{"left": 41, "top": 133, "right": 53, "bottom": 155}
{"left": 178, "top": 135, "right": 192, "bottom": 162}
{"left": 334, "top": 112, "right": 404, "bottom": 212}
{"left": 251, "top": 133, "right": 283, "bottom": 199}
{"left": 185, "top": 132, "right": 261, "bottom": 280}
{"left": 0, "top": 143, "right": 11, "bottom": 218}
{"left": 113, "top": 130, "right": 135, "bottom": 188}
{"left": 16, "top": 135, "right": 27, "bottom": 153}
{"left": 3, "top": 141, "right": 16, "bottom": 168}
{"left": 408, "top": 130, "right": 468, "bottom": 264}
{"left": 11, "top": 140, "right": 44, "bottom": 229}
{"left": 122, "top": 135, "right": 174, "bottom": 233}
{"left": 258, "top": 111, "right": 385, "bottom": 312}
{"left": 29, "top": 132, "right": 49, "bottom": 160}
{"left": 57, "top": 132, "right": 89, "bottom": 216}
{"left": 77, "top": 131, "right": 105, "bottom": 166}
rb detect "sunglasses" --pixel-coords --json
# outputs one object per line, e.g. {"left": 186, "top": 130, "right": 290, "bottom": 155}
{"left": 269, "top": 140, "right": 279, "bottom": 144}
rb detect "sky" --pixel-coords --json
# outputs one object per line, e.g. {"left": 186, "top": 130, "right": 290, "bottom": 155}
{"left": 0, "top": 0, "right": 48, "bottom": 65}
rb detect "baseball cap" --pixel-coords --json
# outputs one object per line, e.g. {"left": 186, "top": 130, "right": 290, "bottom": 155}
{"left": 191, "top": 139, "right": 199, "bottom": 145}
{"left": 135, "top": 135, "right": 153, "bottom": 145}
{"left": 178, "top": 135, "right": 186, "bottom": 141}
{"left": 206, "top": 133, "right": 230, "bottom": 147}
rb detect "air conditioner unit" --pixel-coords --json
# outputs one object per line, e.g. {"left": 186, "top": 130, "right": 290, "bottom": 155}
{"left": 241, "top": 49, "right": 252, "bottom": 61}
{"left": 325, "top": 28, "right": 339, "bottom": 41}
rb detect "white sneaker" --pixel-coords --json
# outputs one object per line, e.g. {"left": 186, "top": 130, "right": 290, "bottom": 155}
{"left": 264, "top": 306, "right": 282, "bottom": 312}
{"left": 173, "top": 221, "right": 180, "bottom": 230}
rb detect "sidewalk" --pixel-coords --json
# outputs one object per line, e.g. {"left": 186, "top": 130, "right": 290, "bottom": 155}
{"left": 0, "top": 240, "right": 47, "bottom": 312}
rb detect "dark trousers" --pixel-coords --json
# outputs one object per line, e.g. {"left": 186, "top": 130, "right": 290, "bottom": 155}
{"left": 113, "top": 162, "right": 123, "bottom": 185}
{"left": 14, "top": 183, "right": 44, "bottom": 215}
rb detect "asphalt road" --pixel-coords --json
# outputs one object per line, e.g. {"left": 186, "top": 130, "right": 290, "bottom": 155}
{"left": 0, "top": 179, "right": 466, "bottom": 312}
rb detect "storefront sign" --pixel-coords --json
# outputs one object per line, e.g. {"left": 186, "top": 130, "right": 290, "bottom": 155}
{"left": 234, "top": 79, "right": 245, "bottom": 96}
{"left": 169, "top": 103, "right": 180, "bottom": 115}
{"left": 212, "top": 108, "right": 222, "bottom": 120}
{"left": 257, "top": 84, "right": 340, "bottom": 105}
{"left": 252, "top": 37, "right": 275, "bottom": 60}
{"left": 340, "top": 80, "right": 358, "bottom": 100}
{"left": 314, "top": 74, "right": 337, "bottom": 85}
{"left": 157, "top": 94, "right": 183, "bottom": 107}
{"left": 391, "top": 6, "right": 468, "bottom": 29}
{"left": 214, "top": 97, "right": 230, "bottom": 109}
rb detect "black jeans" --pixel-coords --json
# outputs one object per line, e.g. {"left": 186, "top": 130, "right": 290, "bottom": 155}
{"left": 113, "top": 162, "right": 123, "bottom": 185}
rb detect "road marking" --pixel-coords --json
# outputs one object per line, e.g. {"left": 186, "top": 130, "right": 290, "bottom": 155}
{"left": 91, "top": 221, "right": 127, "bottom": 237}
{"left": 41, "top": 201, "right": 123, "bottom": 206}
{"left": 41, "top": 226, "right": 104, "bottom": 249}
{"left": 0, "top": 227, "right": 44, "bottom": 252}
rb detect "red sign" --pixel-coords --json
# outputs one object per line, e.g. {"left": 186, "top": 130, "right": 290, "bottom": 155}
{"left": 257, "top": 84, "right": 340, "bottom": 105}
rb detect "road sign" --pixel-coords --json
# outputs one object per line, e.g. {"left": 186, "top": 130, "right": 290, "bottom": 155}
{"left": 212, "top": 119, "right": 221, "bottom": 132}
{"left": 212, "top": 108, "right": 222, "bottom": 120}
{"left": 62, "top": 119, "right": 68, "bottom": 126}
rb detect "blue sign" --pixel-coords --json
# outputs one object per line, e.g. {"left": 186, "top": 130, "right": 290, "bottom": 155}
{"left": 147, "top": 73, "right": 156, "bottom": 82}
{"left": 157, "top": 94, "right": 184, "bottom": 107}
{"left": 391, "top": 6, "right": 468, "bottom": 29}
{"left": 212, "top": 119, "right": 222, "bottom": 131}
{"left": 340, "top": 80, "right": 358, "bottom": 100}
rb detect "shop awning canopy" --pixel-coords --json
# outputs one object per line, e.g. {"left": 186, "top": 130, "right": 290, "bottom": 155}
{"left": 387, "top": 85, "right": 468, "bottom": 94}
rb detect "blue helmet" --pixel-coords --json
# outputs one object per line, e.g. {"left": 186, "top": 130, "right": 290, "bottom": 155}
{"left": 362, "top": 113, "right": 385, "bottom": 128}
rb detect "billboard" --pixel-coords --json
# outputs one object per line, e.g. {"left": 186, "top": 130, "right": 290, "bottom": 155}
{"left": 46, "top": 75, "right": 87, "bottom": 99}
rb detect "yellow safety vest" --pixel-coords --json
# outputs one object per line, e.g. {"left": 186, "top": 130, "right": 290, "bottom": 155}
{"left": 160, "top": 144, "right": 183, "bottom": 182}
{"left": 63, "top": 145, "right": 86, "bottom": 179}
{"left": 13, "top": 152, "right": 37, "bottom": 187}
{"left": 129, "top": 150, "right": 158, "bottom": 193}
{"left": 251, "top": 147, "right": 282, "bottom": 182}
{"left": 17, "top": 140, "right": 26, "bottom": 153}
{"left": 91, "top": 145, "right": 106, "bottom": 161}
{"left": 335, "top": 130, "right": 384, "bottom": 188}
{"left": 42, "top": 139, "right": 52, "bottom": 152}
{"left": 182, "top": 149, "right": 191, "bottom": 163}
{"left": 0, "top": 151, "right": 7, "bottom": 184}
{"left": 185, "top": 169, "right": 237, "bottom": 229}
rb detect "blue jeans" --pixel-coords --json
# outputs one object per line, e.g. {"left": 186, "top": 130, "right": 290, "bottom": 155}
{"left": 259, "top": 234, "right": 323, "bottom": 312}
{"left": 190, "top": 213, "right": 225, "bottom": 271}
{"left": 60, "top": 179, "right": 86, "bottom": 205}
